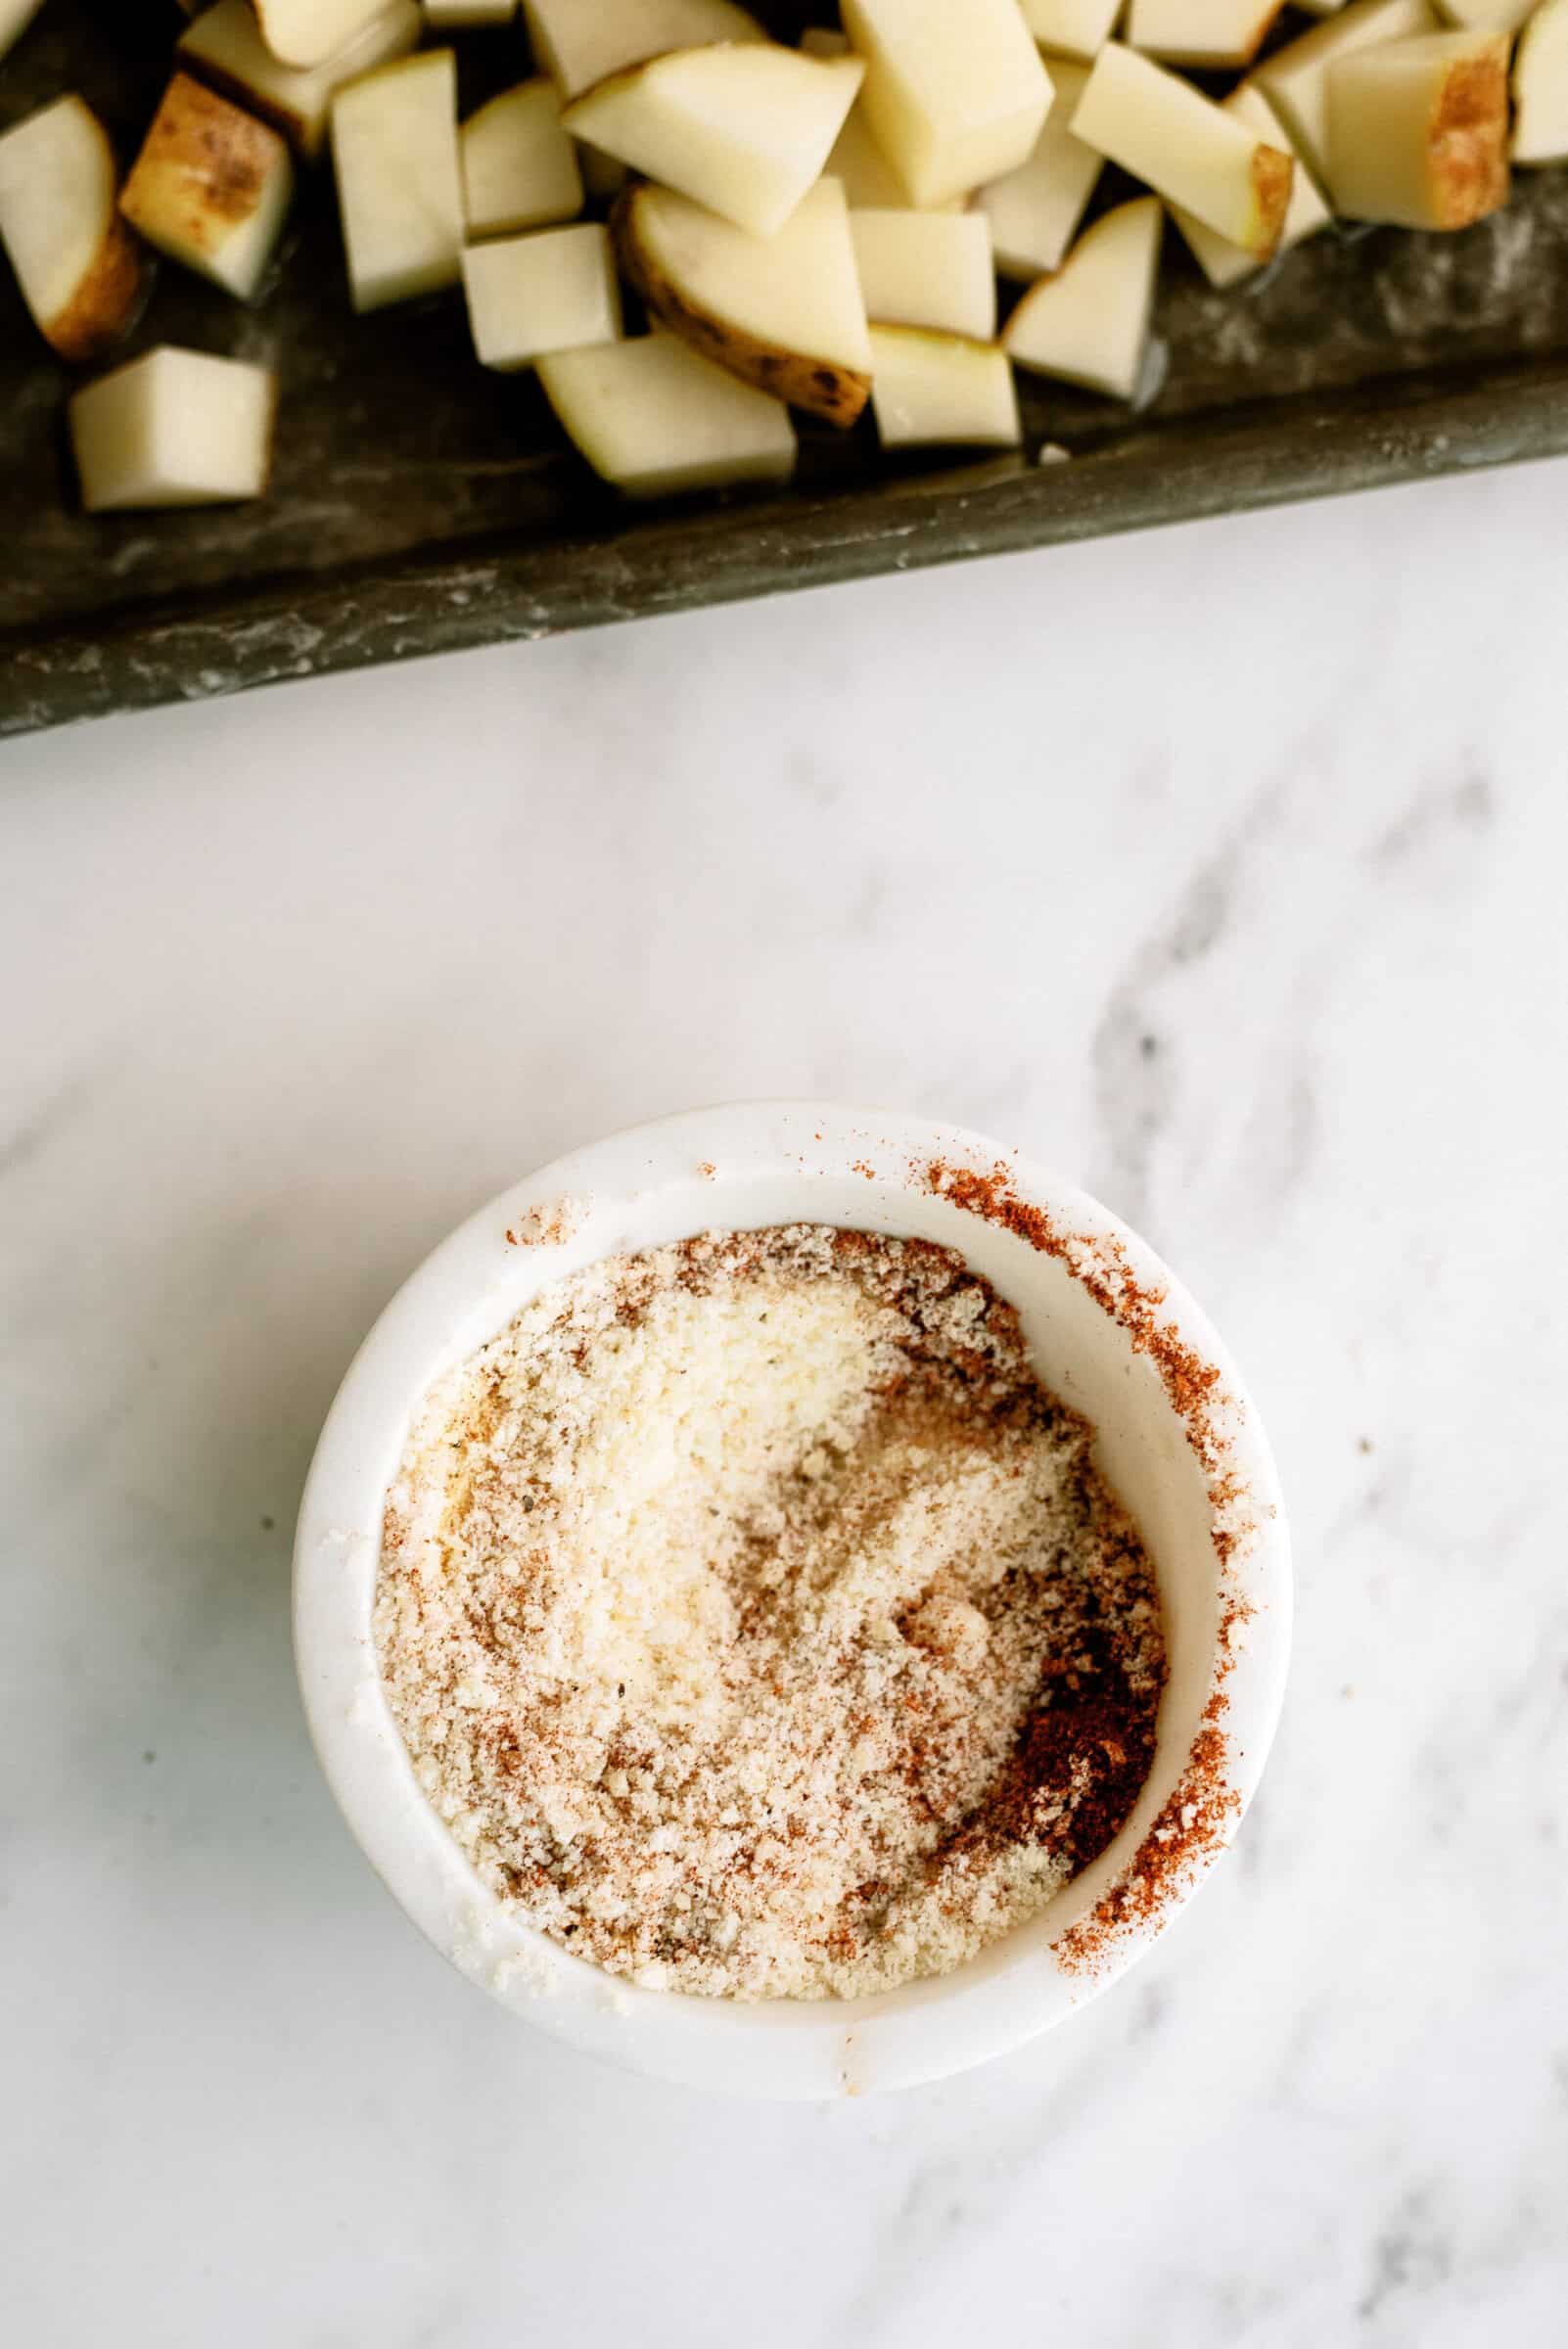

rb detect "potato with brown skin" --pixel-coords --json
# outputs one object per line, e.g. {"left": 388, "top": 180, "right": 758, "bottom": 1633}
{"left": 120, "top": 72, "right": 295, "bottom": 300}
{"left": 1325, "top": 29, "right": 1508, "bottom": 227}
{"left": 1071, "top": 45, "right": 1292, "bottom": 259}
{"left": 178, "top": 1, "right": 422, "bottom": 162}
{"left": 613, "top": 179, "right": 872, "bottom": 428}
{"left": 0, "top": 95, "right": 152, "bottom": 365}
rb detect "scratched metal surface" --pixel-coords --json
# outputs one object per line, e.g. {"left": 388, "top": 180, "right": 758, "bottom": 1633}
{"left": 4, "top": 2, "right": 1568, "bottom": 734}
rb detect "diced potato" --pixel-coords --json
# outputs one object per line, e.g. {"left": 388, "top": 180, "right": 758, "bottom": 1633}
{"left": 0, "top": 0, "right": 47, "bottom": 66}
{"left": 823, "top": 102, "right": 917, "bottom": 206}
{"left": 69, "top": 345, "right": 276, "bottom": 509}
{"left": 868, "top": 325, "right": 1021, "bottom": 448}
{"left": 461, "top": 221, "right": 621, "bottom": 369}
{"left": 461, "top": 81, "right": 582, "bottom": 237}
{"left": 179, "top": 1, "right": 421, "bottom": 161}
{"left": 1169, "top": 81, "right": 1330, "bottom": 287}
{"left": 522, "top": 0, "right": 766, "bottom": 104}
{"left": 1018, "top": 0, "right": 1123, "bottom": 63}
{"left": 0, "top": 95, "right": 151, "bottom": 364}
{"left": 249, "top": 0, "right": 393, "bottom": 69}
{"left": 1073, "top": 42, "right": 1291, "bottom": 257}
{"left": 564, "top": 45, "right": 864, "bottom": 238}
{"left": 614, "top": 176, "right": 872, "bottom": 426}
{"left": 842, "top": 0, "right": 1054, "bottom": 207}
{"left": 976, "top": 58, "right": 1102, "bottom": 279}
{"left": 1325, "top": 29, "right": 1507, "bottom": 226}
{"left": 1513, "top": 0, "right": 1568, "bottom": 162}
{"left": 332, "top": 49, "right": 462, "bottom": 310}
{"left": 802, "top": 22, "right": 966, "bottom": 208}
{"left": 538, "top": 334, "right": 796, "bottom": 495}
{"left": 1001, "top": 193, "right": 1162, "bottom": 398}
{"left": 120, "top": 73, "right": 294, "bottom": 302}
{"left": 1127, "top": 0, "right": 1288, "bottom": 69}
{"left": 1254, "top": 0, "right": 1437, "bottom": 184}
{"left": 850, "top": 209, "right": 996, "bottom": 338}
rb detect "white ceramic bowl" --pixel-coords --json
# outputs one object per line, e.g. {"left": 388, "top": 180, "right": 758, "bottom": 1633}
{"left": 295, "top": 1103, "right": 1289, "bottom": 2097}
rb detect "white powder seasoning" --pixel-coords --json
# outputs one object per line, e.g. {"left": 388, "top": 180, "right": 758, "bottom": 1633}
{"left": 375, "top": 1226, "right": 1165, "bottom": 2001}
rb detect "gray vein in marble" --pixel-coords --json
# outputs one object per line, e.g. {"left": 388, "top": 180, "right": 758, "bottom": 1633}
{"left": 1090, "top": 783, "right": 1278, "bottom": 1232}
{"left": 0, "top": 1062, "right": 105, "bottom": 1183}
{"left": 1371, "top": 763, "right": 1495, "bottom": 875}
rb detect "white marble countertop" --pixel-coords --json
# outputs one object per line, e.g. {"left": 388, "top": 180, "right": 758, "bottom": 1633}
{"left": 4, "top": 464, "right": 1566, "bottom": 2348}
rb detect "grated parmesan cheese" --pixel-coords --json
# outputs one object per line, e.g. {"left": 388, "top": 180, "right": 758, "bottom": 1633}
{"left": 376, "top": 1226, "right": 1165, "bottom": 2000}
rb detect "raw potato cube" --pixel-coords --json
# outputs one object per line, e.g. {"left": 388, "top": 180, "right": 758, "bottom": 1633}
{"left": 332, "top": 50, "right": 462, "bottom": 311}
{"left": 563, "top": 45, "right": 864, "bottom": 238}
{"left": 522, "top": 0, "right": 766, "bottom": 104}
{"left": 1072, "top": 42, "right": 1292, "bottom": 256}
{"left": 850, "top": 210, "right": 996, "bottom": 337}
{"left": 0, "top": 95, "right": 150, "bottom": 364}
{"left": 69, "top": 345, "right": 276, "bottom": 509}
{"left": 538, "top": 334, "right": 796, "bottom": 495}
{"left": 804, "top": 27, "right": 963, "bottom": 209}
{"left": 1127, "top": 0, "right": 1288, "bottom": 69}
{"left": 613, "top": 177, "right": 872, "bottom": 426}
{"left": 801, "top": 23, "right": 970, "bottom": 210}
{"left": 1001, "top": 193, "right": 1162, "bottom": 398}
{"left": 248, "top": 0, "right": 392, "bottom": 68}
{"left": 976, "top": 58, "right": 1102, "bottom": 278}
{"left": 842, "top": 0, "right": 1054, "bottom": 207}
{"left": 0, "top": 0, "right": 46, "bottom": 65}
{"left": 424, "top": 0, "right": 515, "bottom": 22}
{"left": 461, "top": 80, "right": 582, "bottom": 237}
{"left": 461, "top": 221, "right": 621, "bottom": 369}
{"left": 1018, "top": 0, "right": 1124, "bottom": 61}
{"left": 179, "top": 1, "right": 421, "bottom": 161}
{"left": 1254, "top": 0, "right": 1437, "bottom": 183}
{"left": 1170, "top": 81, "right": 1330, "bottom": 286}
{"left": 867, "top": 325, "right": 1021, "bottom": 448}
{"left": 824, "top": 101, "right": 918, "bottom": 206}
{"left": 1325, "top": 29, "right": 1507, "bottom": 225}
{"left": 120, "top": 74, "right": 294, "bottom": 301}
{"left": 1513, "top": 0, "right": 1568, "bottom": 162}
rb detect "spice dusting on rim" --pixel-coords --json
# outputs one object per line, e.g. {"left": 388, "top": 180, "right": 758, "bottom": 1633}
{"left": 919, "top": 1154, "right": 1272, "bottom": 1977}
{"left": 1053, "top": 1708, "right": 1242, "bottom": 1976}
{"left": 504, "top": 1195, "right": 585, "bottom": 1249}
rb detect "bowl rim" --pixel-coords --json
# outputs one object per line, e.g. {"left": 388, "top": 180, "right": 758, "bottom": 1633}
{"left": 293, "top": 1100, "right": 1291, "bottom": 2097}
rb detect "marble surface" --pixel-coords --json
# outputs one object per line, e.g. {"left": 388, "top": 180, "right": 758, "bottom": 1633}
{"left": 4, "top": 462, "right": 1566, "bottom": 2348}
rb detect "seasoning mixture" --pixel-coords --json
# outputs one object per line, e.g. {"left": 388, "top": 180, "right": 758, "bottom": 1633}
{"left": 376, "top": 1225, "right": 1166, "bottom": 2001}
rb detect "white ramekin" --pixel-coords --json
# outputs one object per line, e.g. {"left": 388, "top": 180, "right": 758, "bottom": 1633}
{"left": 294, "top": 1103, "right": 1290, "bottom": 2098}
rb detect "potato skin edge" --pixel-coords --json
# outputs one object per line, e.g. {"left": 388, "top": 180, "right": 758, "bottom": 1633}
{"left": 47, "top": 213, "right": 154, "bottom": 365}
{"left": 612, "top": 188, "right": 870, "bottom": 429}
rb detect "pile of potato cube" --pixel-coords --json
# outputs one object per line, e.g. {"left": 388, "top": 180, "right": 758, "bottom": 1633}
{"left": 0, "top": 0, "right": 1563, "bottom": 510}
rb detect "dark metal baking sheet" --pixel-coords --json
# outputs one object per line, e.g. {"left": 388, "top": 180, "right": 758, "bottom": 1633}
{"left": 5, "top": 3, "right": 1568, "bottom": 738}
